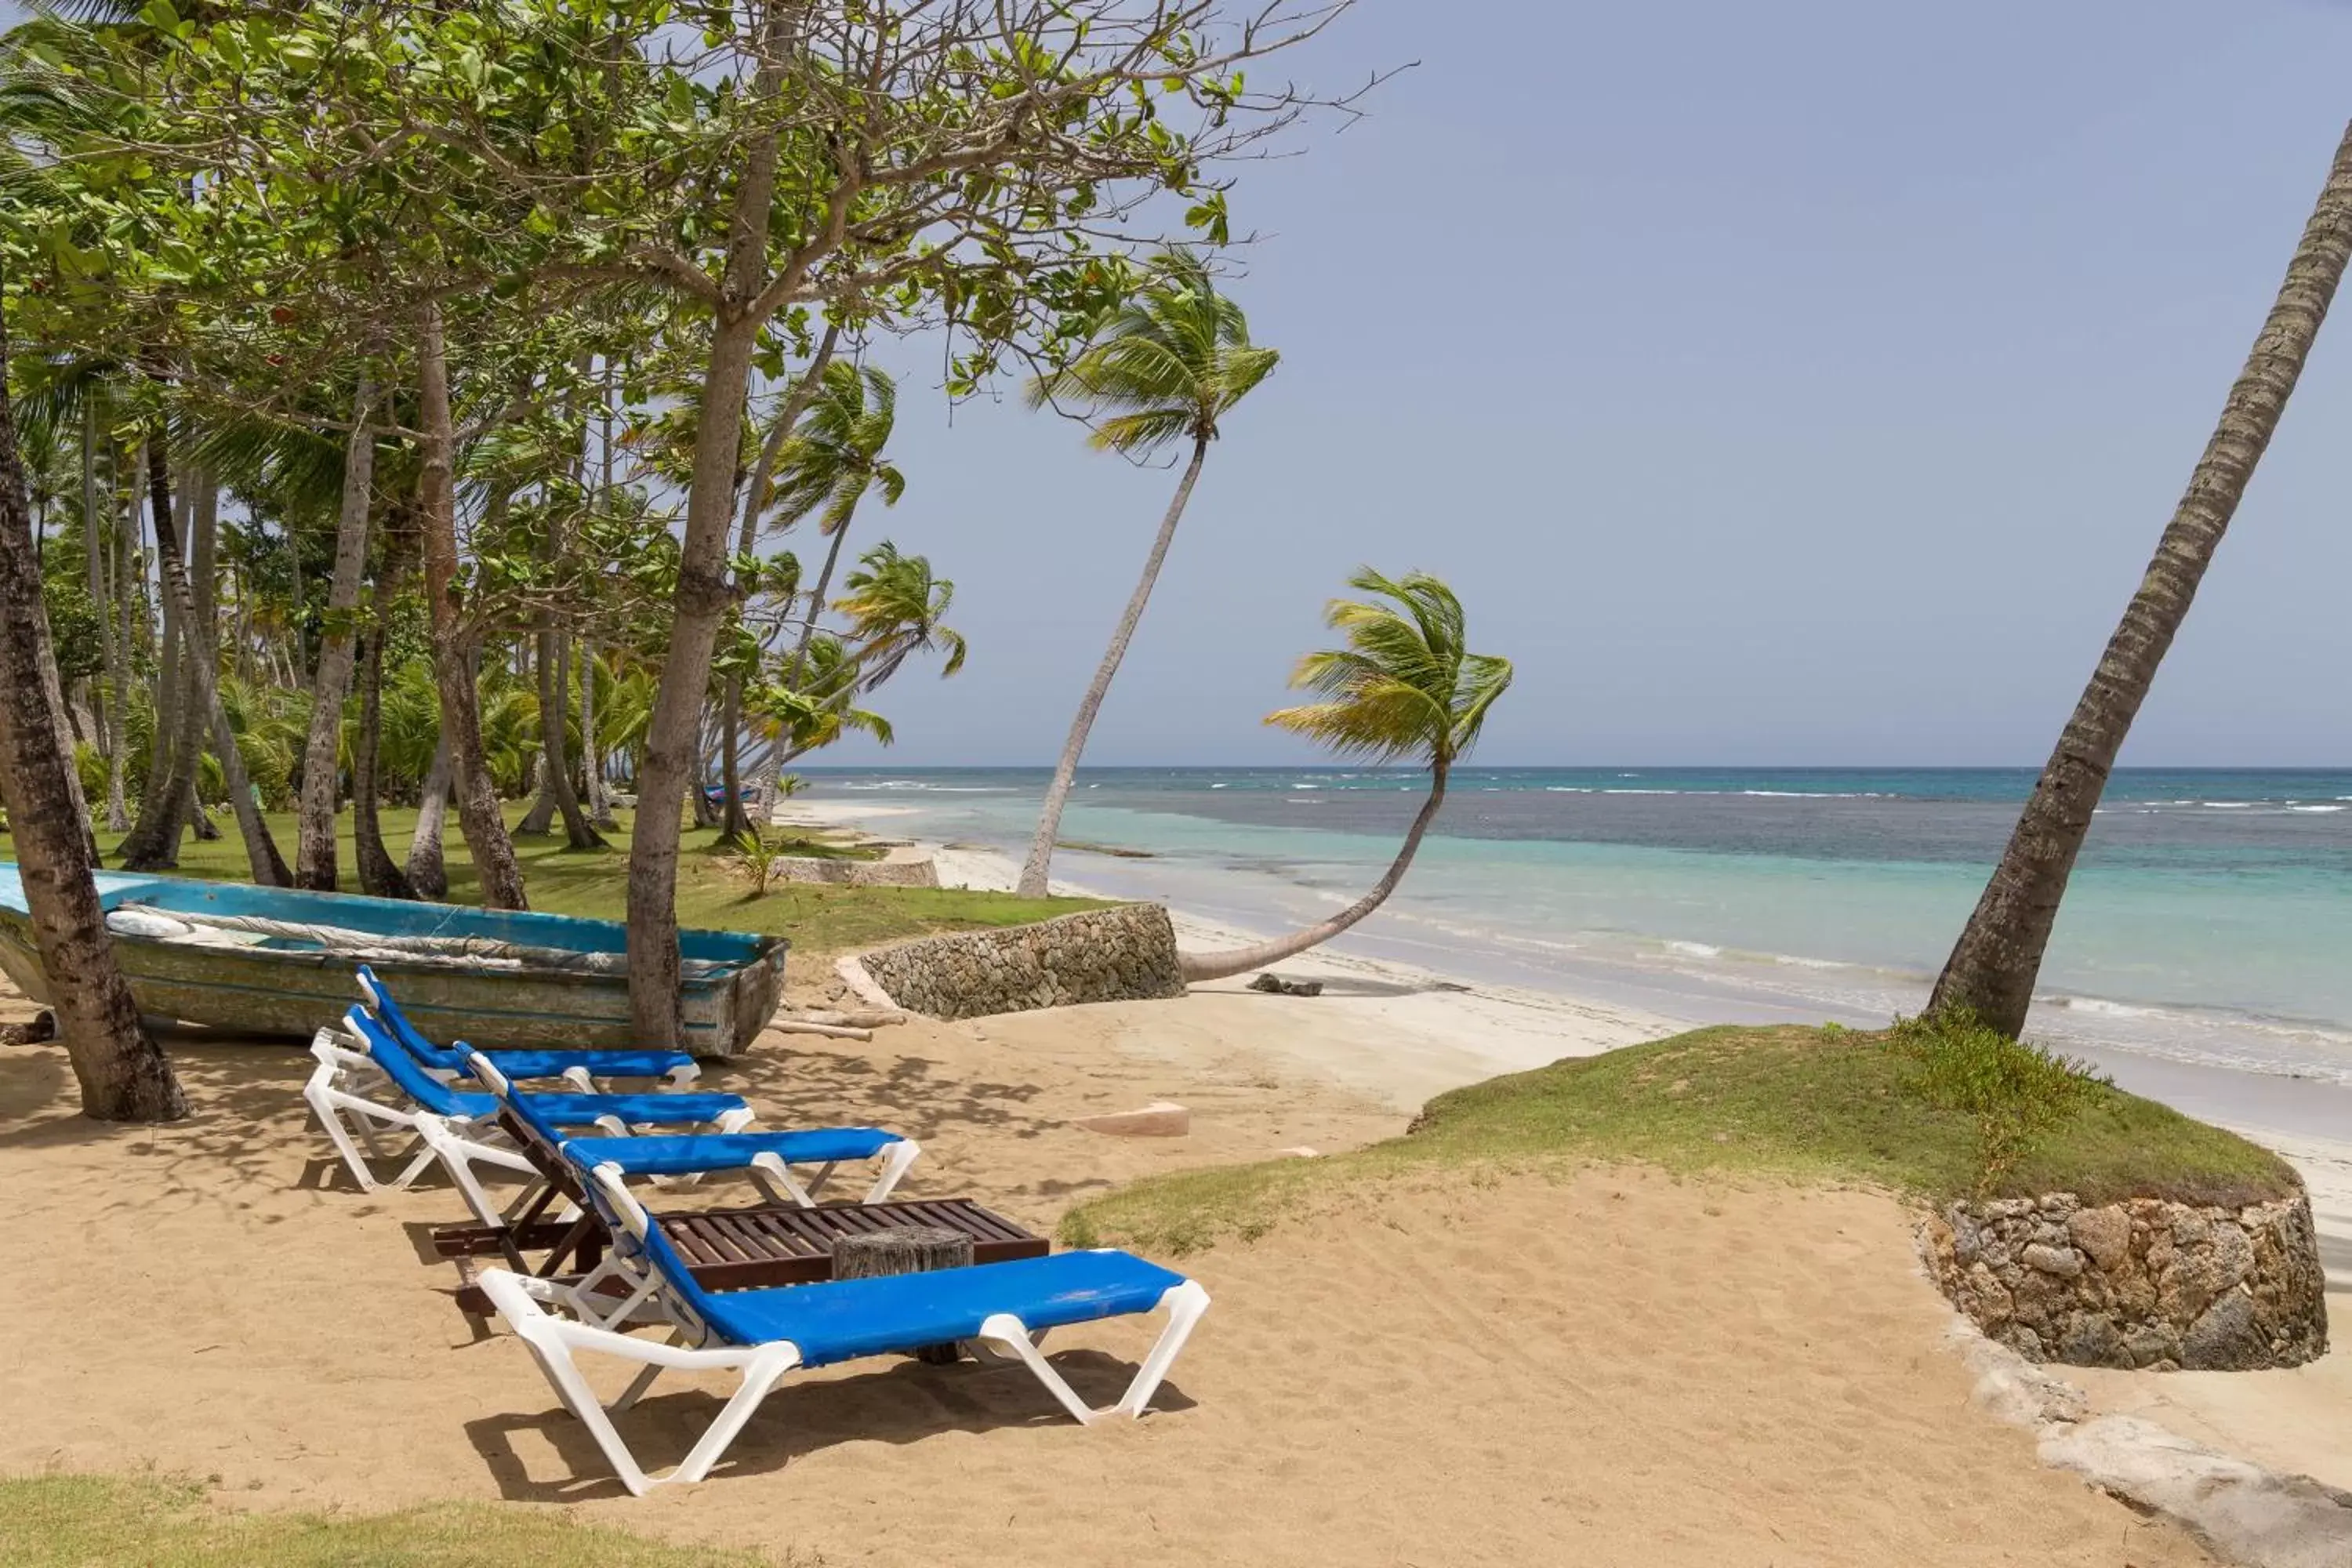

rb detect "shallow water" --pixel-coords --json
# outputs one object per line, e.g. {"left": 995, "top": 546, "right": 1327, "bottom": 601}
{"left": 799, "top": 766, "right": 2352, "bottom": 1091}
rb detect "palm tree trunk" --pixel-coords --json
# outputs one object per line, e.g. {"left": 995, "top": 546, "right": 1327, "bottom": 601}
{"left": 295, "top": 375, "right": 376, "bottom": 891}
{"left": 528, "top": 627, "right": 601, "bottom": 848}
{"left": 1929, "top": 119, "right": 2352, "bottom": 1037}
{"left": 0, "top": 338, "right": 186, "bottom": 1122}
{"left": 751, "top": 534, "right": 847, "bottom": 813}
{"left": 1180, "top": 764, "right": 1448, "bottom": 982}
{"left": 103, "top": 445, "right": 132, "bottom": 832}
{"left": 350, "top": 611, "right": 413, "bottom": 899}
{"left": 31, "top": 559, "right": 98, "bottom": 860}
{"left": 722, "top": 325, "right": 840, "bottom": 848}
{"left": 82, "top": 399, "right": 129, "bottom": 840}
{"left": 175, "top": 477, "right": 222, "bottom": 848}
{"left": 406, "top": 728, "right": 452, "bottom": 900}
{"left": 352, "top": 507, "right": 413, "bottom": 899}
{"left": 117, "top": 456, "right": 192, "bottom": 869}
{"left": 581, "top": 640, "right": 615, "bottom": 830}
{"left": 1018, "top": 433, "right": 1208, "bottom": 898}
{"left": 155, "top": 454, "right": 289, "bottom": 885}
{"left": 417, "top": 299, "right": 528, "bottom": 909}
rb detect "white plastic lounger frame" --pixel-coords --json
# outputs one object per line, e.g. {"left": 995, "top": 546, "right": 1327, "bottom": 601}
{"left": 303, "top": 1029, "right": 541, "bottom": 1204}
{"left": 685, "top": 1138, "right": 923, "bottom": 1211}
{"left": 474, "top": 1162, "right": 1211, "bottom": 1496}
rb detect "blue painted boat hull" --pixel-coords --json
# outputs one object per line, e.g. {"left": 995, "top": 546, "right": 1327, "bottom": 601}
{"left": 0, "top": 866, "right": 787, "bottom": 1057}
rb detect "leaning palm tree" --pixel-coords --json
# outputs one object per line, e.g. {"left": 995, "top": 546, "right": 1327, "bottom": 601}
{"left": 1178, "top": 569, "right": 1512, "bottom": 982}
{"left": 832, "top": 542, "right": 968, "bottom": 689}
{"left": 771, "top": 361, "right": 903, "bottom": 688}
{"left": 1014, "top": 250, "right": 1279, "bottom": 897}
{"left": 746, "top": 363, "right": 901, "bottom": 814}
{"left": 1929, "top": 120, "right": 2352, "bottom": 1038}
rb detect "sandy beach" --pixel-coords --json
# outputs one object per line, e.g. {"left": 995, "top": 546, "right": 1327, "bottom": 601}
{"left": 0, "top": 799, "right": 2332, "bottom": 1563}
{"left": 0, "top": 968, "right": 2217, "bottom": 1566}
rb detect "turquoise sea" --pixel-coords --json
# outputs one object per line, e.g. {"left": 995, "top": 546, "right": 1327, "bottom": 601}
{"left": 798, "top": 767, "right": 2352, "bottom": 1098}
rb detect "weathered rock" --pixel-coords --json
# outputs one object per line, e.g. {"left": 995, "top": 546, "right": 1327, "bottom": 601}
{"left": 1922, "top": 1191, "right": 2326, "bottom": 1372}
{"left": 857, "top": 904, "right": 1186, "bottom": 1021}
{"left": 1247, "top": 972, "right": 1325, "bottom": 997}
{"left": 2181, "top": 1290, "right": 2264, "bottom": 1371}
{"left": 2022, "top": 1243, "right": 2085, "bottom": 1279}
{"left": 2067, "top": 1206, "right": 2132, "bottom": 1272}
{"left": 1074, "top": 1102, "right": 1190, "bottom": 1138}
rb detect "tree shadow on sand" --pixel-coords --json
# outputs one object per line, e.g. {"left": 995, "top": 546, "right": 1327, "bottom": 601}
{"left": 463, "top": 1349, "right": 1200, "bottom": 1501}
{"left": 0, "top": 1036, "right": 339, "bottom": 1209}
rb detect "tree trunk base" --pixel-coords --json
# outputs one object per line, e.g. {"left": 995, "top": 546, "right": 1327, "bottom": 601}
{"left": 830, "top": 1226, "right": 974, "bottom": 1364}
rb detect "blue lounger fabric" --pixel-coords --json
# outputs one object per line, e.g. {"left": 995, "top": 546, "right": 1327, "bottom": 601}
{"left": 348, "top": 1008, "right": 746, "bottom": 1125}
{"left": 634, "top": 1210, "right": 1187, "bottom": 1366}
{"left": 358, "top": 965, "right": 697, "bottom": 1080}
{"left": 558, "top": 1128, "right": 904, "bottom": 1177}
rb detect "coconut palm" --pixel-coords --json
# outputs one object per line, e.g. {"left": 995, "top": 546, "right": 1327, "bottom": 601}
{"left": 1015, "top": 249, "right": 1279, "bottom": 897}
{"left": 1178, "top": 569, "right": 1512, "bottom": 982}
{"left": 771, "top": 361, "right": 903, "bottom": 687}
{"left": 748, "top": 362, "right": 902, "bottom": 811}
{"left": 832, "top": 542, "right": 967, "bottom": 689}
{"left": 1929, "top": 120, "right": 2352, "bottom": 1037}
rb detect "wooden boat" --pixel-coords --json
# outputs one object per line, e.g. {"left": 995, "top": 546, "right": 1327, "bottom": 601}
{"left": 0, "top": 865, "right": 787, "bottom": 1057}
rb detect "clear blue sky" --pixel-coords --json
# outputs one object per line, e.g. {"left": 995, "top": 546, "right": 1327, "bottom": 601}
{"left": 18, "top": 2, "right": 2352, "bottom": 767}
{"left": 841, "top": 0, "right": 2352, "bottom": 767}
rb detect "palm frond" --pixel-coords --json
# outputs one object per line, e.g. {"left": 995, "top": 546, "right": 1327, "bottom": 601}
{"left": 1263, "top": 568, "right": 1513, "bottom": 772}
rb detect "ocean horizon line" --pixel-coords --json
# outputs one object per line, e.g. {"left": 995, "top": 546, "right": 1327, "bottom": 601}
{"left": 790, "top": 761, "right": 2352, "bottom": 774}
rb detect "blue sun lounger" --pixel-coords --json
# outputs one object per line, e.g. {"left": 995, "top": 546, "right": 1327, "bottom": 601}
{"left": 471, "top": 1049, "right": 920, "bottom": 1214}
{"left": 307, "top": 1008, "right": 919, "bottom": 1238}
{"left": 305, "top": 1006, "right": 755, "bottom": 1208}
{"left": 475, "top": 1128, "right": 1210, "bottom": 1494}
{"left": 358, "top": 965, "right": 700, "bottom": 1091}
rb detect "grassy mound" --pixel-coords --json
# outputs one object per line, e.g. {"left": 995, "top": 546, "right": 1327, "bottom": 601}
{"left": 89, "top": 805, "right": 1101, "bottom": 958}
{"left": 0, "top": 1474, "right": 780, "bottom": 1567}
{"left": 1063, "top": 1022, "right": 2300, "bottom": 1258}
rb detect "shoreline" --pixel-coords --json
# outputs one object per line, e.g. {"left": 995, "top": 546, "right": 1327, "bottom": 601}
{"left": 782, "top": 796, "right": 2352, "bottom": 1291}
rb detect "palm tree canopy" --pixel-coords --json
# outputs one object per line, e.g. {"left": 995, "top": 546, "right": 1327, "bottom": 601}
{"left": 834, "top": 541, "right": 967, "bottom": 684}
{"left": 770, "top": 361, "right": 902, "bottom": 535}
{"left": 1025, "top": 248, "right": 1279, "bottom": 457}
{"left": 1265, "top": 568, "right": 1512, "bottom": 770}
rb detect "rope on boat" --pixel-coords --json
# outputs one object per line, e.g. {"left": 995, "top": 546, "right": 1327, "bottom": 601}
{"left": 104, "top": 906, "right": 734, "bottom": 978}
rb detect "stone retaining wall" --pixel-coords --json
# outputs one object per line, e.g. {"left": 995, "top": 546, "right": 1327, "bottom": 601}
{"left": 1922, "top": 1192, "right": 2327, "bottom": 1371}
{"left": 855, "top": 903, "right": 1185, "bottom": 1020}
{"left": 766, "top": 855, "right": 939, "bottom": 888}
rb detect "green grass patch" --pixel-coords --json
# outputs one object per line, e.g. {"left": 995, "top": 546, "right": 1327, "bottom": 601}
{"left": 84, "top": 805, "right": 1100, "bottom": 957}
{"left": 1062, "top": 1022, "right": 2301, "bottom": 1257}
{"left": 0, "top": 1473, "right": 790, "bottom": 1566}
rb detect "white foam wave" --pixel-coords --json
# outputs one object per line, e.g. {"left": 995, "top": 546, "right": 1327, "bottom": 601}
{"left": 1740, "top": 789, "right": 1884, "bottom": 799}
{"left": 1664, "top": 939, "right": 1722, "bottom": 958}
{"left": 2290, "top": 804, "right": 2345, "bottom": 814}
{"left": 2055, "top": 996, "right": 2159, "bottom": 1019}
